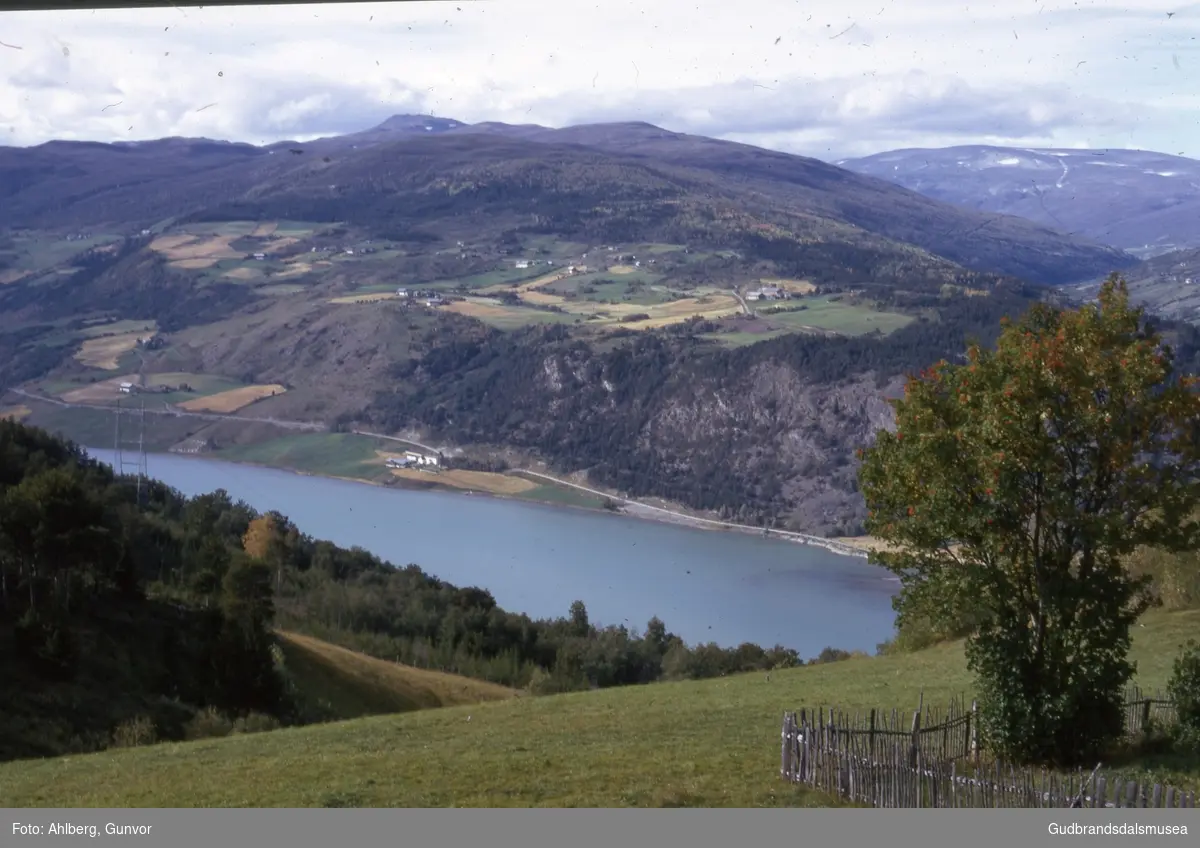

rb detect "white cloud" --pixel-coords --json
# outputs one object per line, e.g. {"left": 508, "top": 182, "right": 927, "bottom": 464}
{"left": 1, "top": 0, "right": 1198, "bottom": 159}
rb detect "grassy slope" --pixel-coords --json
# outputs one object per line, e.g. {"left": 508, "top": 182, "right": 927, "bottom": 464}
{"left": 278, "top": 631, "right": 516, "bottom": 720}
{"left": 213, "top": 433, "right": 387, "bottom": 480}
{"left": 3, "top": 609, "right": 1196, "bottom": 808}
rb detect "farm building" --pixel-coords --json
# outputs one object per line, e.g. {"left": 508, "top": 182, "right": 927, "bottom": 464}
{"left": 387, "top": 452, "right": 440, "bottom": 469}
{"left": 253, "top": 252, "right": 266, "bottom": 261}
{"left": 118, "top": 382, "right": 134, "bottom": 394}
{"left": 515, "top": 261, "right": 530, "bottom": 269}
{"left": 396, "top": 288, "right": 409, "bottom": 297}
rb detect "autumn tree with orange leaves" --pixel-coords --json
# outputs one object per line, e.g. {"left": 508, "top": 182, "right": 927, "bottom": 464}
{"left": 859, "top": 274, "right": 1200, "bottom": 766}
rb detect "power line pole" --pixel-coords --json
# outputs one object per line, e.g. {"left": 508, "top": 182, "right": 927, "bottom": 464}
{"left": 113, "top": 395, "right": 149, "bottom": 505}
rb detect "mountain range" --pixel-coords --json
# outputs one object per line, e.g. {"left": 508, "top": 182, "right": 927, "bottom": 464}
{"left": 0, "top": 117, "right": 1133, "bottom": 287}
{"left": 838, "top": 145, "right": 1200, "bottom": 257}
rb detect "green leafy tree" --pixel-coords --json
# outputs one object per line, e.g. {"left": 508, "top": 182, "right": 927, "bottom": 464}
{"left": 858, "top": 275, "right": 1200, "bottom": 766}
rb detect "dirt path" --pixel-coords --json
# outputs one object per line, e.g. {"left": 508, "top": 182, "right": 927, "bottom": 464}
{"left": 7, "top": 388, "right": 326, "bottom": 432}
{"left": 351, "top": 429, "right": 443, "bottom": 455}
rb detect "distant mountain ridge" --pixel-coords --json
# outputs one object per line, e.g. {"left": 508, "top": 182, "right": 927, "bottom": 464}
{"left": 0, "top": 115, "right": 1135, "bottom": 288}
{"left": 836, "top": 145, "right": 1200, "bottom": 255}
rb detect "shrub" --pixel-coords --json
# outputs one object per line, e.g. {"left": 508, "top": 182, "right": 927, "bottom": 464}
{"left": 183, "top": 707, "right": 234, "bottom": 741}
{"left": 1166, "top": 639, "right": 1200, "bottom": 733}
{"left": 111, "top": 716, "right": 158, "bottom": 749}
{"left": 232, "top": 712, "right": 282, "bottom": 735}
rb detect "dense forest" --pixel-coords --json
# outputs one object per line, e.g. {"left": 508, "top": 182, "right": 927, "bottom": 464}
{"left": 0, "top": 420, "right": 804, "bottom": 763}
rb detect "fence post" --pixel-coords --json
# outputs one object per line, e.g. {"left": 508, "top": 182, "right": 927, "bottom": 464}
{"left": 969, "top": 699, "right": 979, "bottom": 764}
{"left": 869, "top": 708, "right": 877, "bottom": 761}
{"left": 1141, "top": 698, "right": 1152, "bottom": 733}
{"left": 781, "top": 712, "right": 792, "bottom": 780}
{"left": 909, "top": 708, "right": 922, "bottom": 768}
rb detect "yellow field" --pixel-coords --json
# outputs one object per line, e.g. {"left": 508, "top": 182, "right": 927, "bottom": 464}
{"left": 761, "top": 278, "right": 817, "bottom": 295}
{"left": 60, "top": 375, "right": 140, "bottom": 403}
{"left": 262, "top": 237, "right": 300, "bottom": 254}
{"left": 250, "top": 222, "right": 279, "bottom": 237}
{"left": 443, "top": 300, "right": 525, "bottom": 320}
{"left": 328, "top": 292, "right": 397, "bottom": 304}
{"left": 520, "top": 290, "right": 568, "bottom": 306}
{"left": 222, "top": 267, "right": 260, "bottom": 280}
{"left": 0, "top": 404, "right": 31, "bottom": 421}
{"left": 517, "top": 269, "right": 571, "bottom": 291}
{"left": 176, "top": 384, "right": 286, "bottom": 413}
{"left": 149, "top": 233, "right": 243, "bottom": 266}
{"left": 383, "top": 458, "right": 537, "bottom": 496}
{"left": 277, "top": 262, "right": 312, "bottom": 277}
{"left": 479, "top": 269, "right": 572, "bottom": 296}
{"left": 608, "top": 265, "right": 638, "bottom": 275}
{"left": 74, "top": 330, "right": 154, "bottom": 370}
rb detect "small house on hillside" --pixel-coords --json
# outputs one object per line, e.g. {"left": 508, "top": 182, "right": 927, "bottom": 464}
{"left": 515, "top": 260, "right": 530, "bottom": 269}
{"left": 118, "top": 382, "right": 134, "bottom": 394}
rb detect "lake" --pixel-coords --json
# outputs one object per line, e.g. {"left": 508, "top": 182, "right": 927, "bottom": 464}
{"left": 85, "top": 448, "right": 899, "bottom": 658}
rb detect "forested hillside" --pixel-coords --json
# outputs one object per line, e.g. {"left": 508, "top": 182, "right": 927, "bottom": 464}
{"left": 0, "top": 421, "right": 805, "bottom": 763}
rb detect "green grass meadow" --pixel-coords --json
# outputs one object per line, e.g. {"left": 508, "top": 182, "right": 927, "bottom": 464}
{"left": 762, "top": 297, "right": 915, "bottom": 337}
{"left": 2, "top": 609, "right": 1195, "bottom": 807}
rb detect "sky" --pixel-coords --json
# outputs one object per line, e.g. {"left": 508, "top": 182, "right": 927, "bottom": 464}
{"left": 1, "top": 0, "right": 1198, "bottom": 162}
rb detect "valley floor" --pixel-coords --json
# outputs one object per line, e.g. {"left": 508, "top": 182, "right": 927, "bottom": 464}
{"left": 3, "top": 609, "right": 1196, "bottom": 808}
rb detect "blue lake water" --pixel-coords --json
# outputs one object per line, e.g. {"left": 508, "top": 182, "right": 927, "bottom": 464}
{"left": 86, "top": 448, "right": 899, "bottom": 658}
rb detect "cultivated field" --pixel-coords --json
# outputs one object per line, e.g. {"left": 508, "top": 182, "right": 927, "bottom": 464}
{"left": 3, "top": 609, "right": 1194, "bottom": 807}
{"left": 760, "top": 297, "right": 915, "bottom": 337}
{"left": 0, "top": 405, "right": 31, "bottom": 421}
{"left": 59, "top": 375, "right": 141, "bottom": 403}
{"left": 759, "top": 278, "right": 817, "bottom": 295}
{"left": 141, "top": 372, "right": 241, "bottom": 395}
{"left": 328, "top": 292, "right": 399, "bottom": 305}
{"left": 259, "top": 283, "right": 307, "bottom": 296}
{"left": 215, "top": 433, "right": 387, "bottom": 480}
{"left": 221, "top": 267, "right": 261, "bottom": 281}
{"left": 74, "top": 329, "right": 154, "bottom": 370}
{"left": 442, "top": 299, "right": 572, "bottom": 329}
{"left": 149, "top": 233, "right": 244, "bottom": 269}
{"left": 278, "top": 632, "right": 516, "bottom": 721}
{"left": 77, "top": 320, "right": 157, "bottom": 339}
{"left": 387, "top": 464, "right": 538, "bottom": 496}
{"left": 175, "top": 384, "right": 286, "bottom": 413}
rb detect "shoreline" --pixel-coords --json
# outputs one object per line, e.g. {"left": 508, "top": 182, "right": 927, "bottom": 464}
{"left": 86, "top": 444, "right": 880, "bottom": 564}
{"left": 14, "top": 388, "right": 881, "bottom": 562}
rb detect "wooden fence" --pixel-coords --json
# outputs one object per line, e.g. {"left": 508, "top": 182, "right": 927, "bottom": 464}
{"left": 778, "top": 690, "right": 1195, "bottom": 809}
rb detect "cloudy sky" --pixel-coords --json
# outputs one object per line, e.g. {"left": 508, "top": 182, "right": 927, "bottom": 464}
{"left": 2, "top": 0, "right": 1197, "bottom": 161}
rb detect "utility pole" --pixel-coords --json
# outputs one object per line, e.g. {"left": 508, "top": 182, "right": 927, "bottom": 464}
{"left": 113, "top": 396, "right": 149, "bottom": 505}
